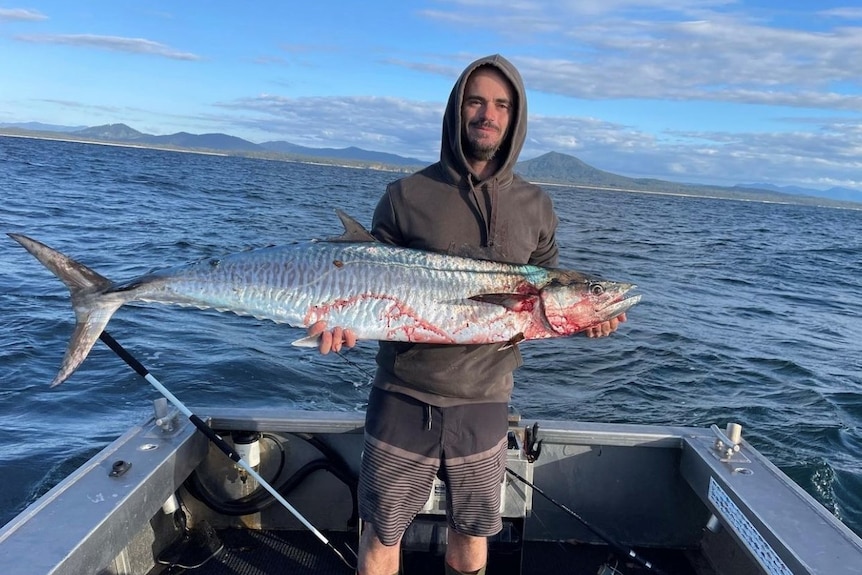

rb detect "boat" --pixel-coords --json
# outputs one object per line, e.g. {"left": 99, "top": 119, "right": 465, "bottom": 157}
{"left": 2, "top": 389, "right": 861, "bottom": 575}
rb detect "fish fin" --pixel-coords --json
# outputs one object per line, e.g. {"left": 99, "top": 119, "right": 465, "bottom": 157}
{"left": 469, "top": 293, "right": 539, "bottom": 312}
{"left": 8, "top": 233, "right": 123, "bottom": 386}
{"left": 291, "top": 334, "right": 322, "bottom": 348}
{"left": 330, "top": 210, "right": 377, "bottom": 243}
{"left": 8, "top": 233, "right": 113, "bottom": 292}
{"left": 498, "top": 332, "right": 526, "bottom": 351}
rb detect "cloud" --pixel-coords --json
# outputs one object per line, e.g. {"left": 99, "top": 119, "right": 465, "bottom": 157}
{"left": 524, "top": 112, "right": 862, "bottom": 190}
{"left": 381, "top": 57, "right": 463, "bottom": 79}
{"left": 215, "top": 95, "right": 444, "bottom": 159}
{"left": 0, "top": 8, "right": 47, "bottom": 21}
{"left": 200, "top": 89, "right": 862, "bottom": 192}
{"left": 38, "top": 98, "right": 127, "bottom": 115}
{"left": 819, "top": 8, "right": 862, "bottom": 20}
{"left": 393, "top": 1, "right": 861, "bottom": 191}
{"left": 419, "top": 2, "right": 862, "bottom": 111}
{"left": 14, "top": 33, "right": 201, "bottom": 60}
{"left": 13, "top": 1, "right": 855, "bottom": 192}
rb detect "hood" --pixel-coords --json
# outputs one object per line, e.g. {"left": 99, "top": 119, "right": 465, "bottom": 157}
{"left": 440, "top": 54, "right": 527, "bottom": 185}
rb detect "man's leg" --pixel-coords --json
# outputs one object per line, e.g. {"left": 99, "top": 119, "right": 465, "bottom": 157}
{"left": 440, "top": 401, "right": 508, "bottom": 575}
{"left": 357, "top": 523, "right": 401, "bottom": 575}
{"left": 445, "top": 530, "right": 487, "bottom": 574}
{"left": 357, "top": 389, "right": 442, "bottom": 574}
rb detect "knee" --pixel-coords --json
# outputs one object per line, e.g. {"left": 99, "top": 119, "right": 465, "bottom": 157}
{"left": 358, "top": 523, "right": 401, "bottom": 575}
{"left": 445, "top": 530, "right": 487, "bottom": 574}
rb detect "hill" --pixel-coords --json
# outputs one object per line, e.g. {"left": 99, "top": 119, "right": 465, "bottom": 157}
{"left": 70, "top": 124, "right": 263, "bottom": 152}
{"left": 142, "top": 131, "right": 263, "bottom": 152}
{"left": 515, "top": 152, "right": 859, "bottom": 208}
{"left": 261, "top": 141, "right": 424, "bottom": 166}
{"left": 1, "top": 122, "right": 858, "bottom": 208}
{"left": 516, "top": 151, "right": 640, "bottom": 188}
{"left": 74, "top": 123, "right": 147, "bottom": 140}
{"left": 0, "top": 121, "right": 87, "bottom": 132}
{"left": 737, "top": 182, "right": 861, "bottom": 203}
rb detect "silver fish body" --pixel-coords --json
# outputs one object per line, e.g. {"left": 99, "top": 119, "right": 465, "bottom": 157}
{"left": 9, "top": 211, "right": 640, "bottom": 386}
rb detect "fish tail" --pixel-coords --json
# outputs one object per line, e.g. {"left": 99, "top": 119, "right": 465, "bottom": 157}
{"left": 8, "top": 233, "right": 124, "bottom": 386}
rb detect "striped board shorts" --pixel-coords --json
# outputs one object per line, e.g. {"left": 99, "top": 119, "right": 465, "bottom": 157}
{"left": 358, "top": 386, "right": 509, "bottom": 546}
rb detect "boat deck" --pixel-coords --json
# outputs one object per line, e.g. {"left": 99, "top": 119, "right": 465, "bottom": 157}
{"left": 6, "top": 408, "right": 861, "bottom": 575}
{"left": 148, "top": 528, "right": 708, "bottom": 575}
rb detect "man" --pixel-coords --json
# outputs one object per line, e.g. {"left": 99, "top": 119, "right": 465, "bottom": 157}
{"left": 311, "top": 54, "right": 626, "bottom": 575}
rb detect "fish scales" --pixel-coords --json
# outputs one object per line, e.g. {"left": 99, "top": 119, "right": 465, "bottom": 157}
{"left": 8, "top": 210, "right": 640, "bottom": 386}
{"left": 129, "top": 241, "right": 541, "bottom": 343}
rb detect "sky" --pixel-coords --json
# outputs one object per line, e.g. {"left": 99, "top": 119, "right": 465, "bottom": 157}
{"left": 1, "top": 1, "right": 861, "bottom": 196}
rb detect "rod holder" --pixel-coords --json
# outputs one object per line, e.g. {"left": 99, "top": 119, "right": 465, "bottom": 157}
{"left": 711, "top": 422, "right": 743, "bottom": 458}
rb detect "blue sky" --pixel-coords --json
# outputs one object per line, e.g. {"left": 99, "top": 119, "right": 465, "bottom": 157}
{"left": 1, "top": 1, "right": 861, "bottom": 195}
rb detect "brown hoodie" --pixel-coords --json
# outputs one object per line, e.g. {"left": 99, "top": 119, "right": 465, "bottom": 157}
{"left": 370, "top": 54, "right": 559, "bottom": 406}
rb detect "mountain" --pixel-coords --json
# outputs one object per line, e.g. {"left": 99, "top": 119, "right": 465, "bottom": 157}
{"left": 2, "top": 121, "right": 859, "bottom": 207}
{"left": 516, "top": 151, "right": 639, "bottom": 188}
{"left": 41, "top": 123, "right": 420, "bottom": 162}
{"left": 0, "top": 121, "right": 88, "bottom": 132}
{"left": 141, "top": 132, "right": 263, "bottom": 152}
{"left": 517, "top": 152, "right": 860, "bottom": 207}
{"left": 74, "top": 123, "right": 146, "bottom": 140}
{"left": 738, "top": 183, "right": 860, "bottom": 203}
{"left": 65, "top": 124, "right": 424, "bottom": 162}
{"left": 261, "top": 141, "right": 424, "bottom": 166}
{"left": 71, "top": 124, "right": 264, "bottom": 152}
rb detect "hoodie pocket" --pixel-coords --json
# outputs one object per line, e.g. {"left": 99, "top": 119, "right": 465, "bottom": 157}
{"left": 391, "top": 343, "right": 522, "bottom": 397}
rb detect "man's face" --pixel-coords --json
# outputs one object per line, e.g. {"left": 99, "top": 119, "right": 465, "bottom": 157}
{"left": 461, "top": 67, "right": 514, "bottom": 162}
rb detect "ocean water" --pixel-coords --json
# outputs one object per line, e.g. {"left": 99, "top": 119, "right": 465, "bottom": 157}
{"left": 1, "top": 135, "right": 860, "bottom": 539}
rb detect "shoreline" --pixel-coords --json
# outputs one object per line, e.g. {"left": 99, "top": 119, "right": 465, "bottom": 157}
{"left": 4, "top": 131, "right": 859, "bottom": 211}
{"left": 0, "top": 131, "right": 406, "bottom": 173}
{"left": 0, "top": 131, "right": 229, "bottom": 156}
{"left": 529, "top": 180, "right": 862, "bottom": 211}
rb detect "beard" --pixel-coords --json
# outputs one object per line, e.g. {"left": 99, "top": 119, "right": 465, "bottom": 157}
{"left": 464, "top": 136, "right": 500, "bottom": 162}
{"left": 463, "top": 121, "right": 506, "bottom": 162}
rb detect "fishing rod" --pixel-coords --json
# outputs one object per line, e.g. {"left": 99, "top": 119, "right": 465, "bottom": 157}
{"left": 505, "top": 466, "right": 670, "bottom": 575}
{"left": 97, "top": 331, "right": 358, "bottom": 570}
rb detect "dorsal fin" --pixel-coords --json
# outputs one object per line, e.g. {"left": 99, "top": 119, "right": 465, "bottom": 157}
{"left": 330, "top": 209, "right": 377, "bottom": 243}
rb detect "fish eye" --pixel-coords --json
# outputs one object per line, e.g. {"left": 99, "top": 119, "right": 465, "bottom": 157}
{"left": 590, "top": 282, "right": 605, "bottom": 296}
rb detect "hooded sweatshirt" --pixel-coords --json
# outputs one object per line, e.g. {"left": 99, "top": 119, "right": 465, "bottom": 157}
{"left": 370, "top": 54, "right": 559, "bottom": 407}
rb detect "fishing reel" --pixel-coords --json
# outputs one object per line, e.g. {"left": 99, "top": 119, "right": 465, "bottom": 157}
{"left": 506, "top": 421, "right": 542, "bottom": 462}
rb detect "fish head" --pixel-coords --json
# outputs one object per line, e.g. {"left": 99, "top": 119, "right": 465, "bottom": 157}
{"left": 539, "top": 271, "right": 641, "bottom": 336}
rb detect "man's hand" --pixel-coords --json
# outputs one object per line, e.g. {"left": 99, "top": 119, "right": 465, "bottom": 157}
{"left": 584, "top": 313, "right": 627, "bottom": 338}
{"left": 307, "top": 321, "right": 357, "bottom": 354}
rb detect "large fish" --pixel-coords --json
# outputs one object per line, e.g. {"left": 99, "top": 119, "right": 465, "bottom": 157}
{"left": 9, "top": 211, "right": 641, "bottom": 386}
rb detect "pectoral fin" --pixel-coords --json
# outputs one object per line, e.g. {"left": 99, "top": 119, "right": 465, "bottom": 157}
{"left": 291, "top": 334, "right": 322, "bottom": 348}
{"left": 469, "top": 293, "right": 539, "bottom": 313}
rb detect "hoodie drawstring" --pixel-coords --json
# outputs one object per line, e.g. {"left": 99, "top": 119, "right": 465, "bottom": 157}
{"left": 425, "top": 404, "right": 432, "bottom": 431}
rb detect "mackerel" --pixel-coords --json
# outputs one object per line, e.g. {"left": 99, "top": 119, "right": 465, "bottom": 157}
{"left": 9, "top": 211, "right": 640, "bottom": 386}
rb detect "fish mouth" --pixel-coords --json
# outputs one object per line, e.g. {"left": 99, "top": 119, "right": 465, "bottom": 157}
{"left": 601, "top": 294, "right": 642, "bottom": 318}
{"left": 599, "top": 285, "right": 641, "bottom": 319}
